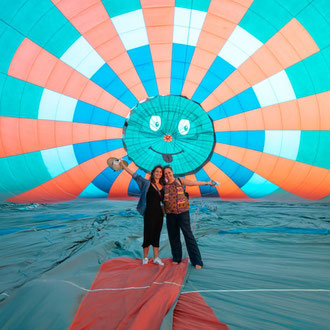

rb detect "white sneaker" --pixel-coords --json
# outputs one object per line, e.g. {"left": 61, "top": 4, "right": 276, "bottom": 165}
{"left": 153, "top": 257, "right": 164, "bottom": 266}
{"left": 142, "top": 258, "right": 149, "bottom": 265}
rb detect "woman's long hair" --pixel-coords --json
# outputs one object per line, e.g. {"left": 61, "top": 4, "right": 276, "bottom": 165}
{"left": 150, "top": 165, "right": 165, "bottom": 185}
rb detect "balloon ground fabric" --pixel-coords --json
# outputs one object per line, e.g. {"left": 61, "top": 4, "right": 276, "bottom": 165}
{"left": 0, "top": 0, "right": 329, "bottom": 203}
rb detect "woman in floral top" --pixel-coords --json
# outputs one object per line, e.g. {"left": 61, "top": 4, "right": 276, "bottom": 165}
{"left": 163, "top": 166, "right": 216, "bottom": 269}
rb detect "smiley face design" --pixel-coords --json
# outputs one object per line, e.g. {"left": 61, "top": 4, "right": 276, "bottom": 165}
{"left": 123, "top": 95, "right": 215, "bottom": 175}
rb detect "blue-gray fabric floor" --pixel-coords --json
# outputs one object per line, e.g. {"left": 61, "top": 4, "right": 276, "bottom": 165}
{"left": 1, "top": 199, "right": 329, "bottom": 329}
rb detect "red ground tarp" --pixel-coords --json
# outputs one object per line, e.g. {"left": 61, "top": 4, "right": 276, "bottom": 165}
{"left": 173, "top": 292, "right": 228, "bottom": 329}
{"left": 70, "top": 258, "right": 188, "bottom": 329}
{"left": 70, "top": 257, "right": 228, "bottom": 329}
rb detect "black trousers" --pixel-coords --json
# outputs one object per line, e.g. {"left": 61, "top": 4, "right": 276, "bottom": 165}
{"left": 166, "top": 211, "right": 203, "bottom": 267}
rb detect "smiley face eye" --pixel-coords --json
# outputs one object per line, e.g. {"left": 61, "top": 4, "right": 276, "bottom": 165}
{"left": 150, "top": 116, "right": 161, "bottom": 131}
{"left": 178, "top": 119, "right": 190, "bottom": 135}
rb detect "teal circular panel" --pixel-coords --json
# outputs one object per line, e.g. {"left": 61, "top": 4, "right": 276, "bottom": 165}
{"left": 123, "top": 95, "right": 215, "bottom": 175}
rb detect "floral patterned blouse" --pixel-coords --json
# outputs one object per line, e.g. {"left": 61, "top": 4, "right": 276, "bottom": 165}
{"left": 163, "top": 180, "right": 189, "bottom": 214}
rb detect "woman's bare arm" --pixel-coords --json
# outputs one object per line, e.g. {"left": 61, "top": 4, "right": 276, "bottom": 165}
{"left": 179, "top": 177, "right": 217, "bottom": 187}
{"left": 120, "top": 159, "right": 134, "bottom": 176}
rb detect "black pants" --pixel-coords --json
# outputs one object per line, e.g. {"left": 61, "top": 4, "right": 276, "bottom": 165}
{"left": 166, "top": 211, "right": 203, "bottom": 267}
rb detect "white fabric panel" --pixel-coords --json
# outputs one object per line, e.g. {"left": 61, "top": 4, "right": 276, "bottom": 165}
{"left": 173, "top": 26, "right": 189, "bottom": 44}
{"left": 269, "top": 70, "right": 296, "bottom": 103}
{"left": 56, "top": 94, "right": 77, "bottom": 122}
{"left": 112, "top": 10, "right": 149, "bottom": 50}
{"left": 253, "top": 70, "right": 296, "bottom": 107}
{"left": 74, "top": 50, "right": 105, "bottom": 79}
{"left": 173, "top": 8, "right": 206, "bottom": 46}
{"left": 263, "top": 130, "right": 283, "bottom": 156}
{"left": 219, "top": 26, "right": 263, "bottom": 68}
{"left": 41, "top": 148, "right": 62, "bottom": 178}
{"left": 174, "top": 7, "right": 191, "bottom": 27}
{"left": 264, "top": 130, "right": 301, "bottom": 161}
{"left": 38, "top": 89, "right": 59, "bottom": 120}
{"left": 57, "top": 145, "right": 79, "bottom": 172}
{"left": 39, "top": 89, "right": 76, "bottom": 121}
{"left": 279, "top": 130, "right": 301, "bottom": 160}
{"left": 190, "top": 9, "right": 206, "bottom": 29}
{"left": 218, "top": 40, "right": 248, "bottom": 68}
{"left": 229, "top": 26, "right": 263, "bottom": 57}
{"left": 253, "top": 78, "right": 278, "bottom": 107}
{"left": 242, "top": 173, "right": 279, "bottom": 198}
{"left": 60, "top": 36, "right": 105, "bottom": 79}
{"left": 188, "top": 28, "right": 202, "bottom": 46}
{"left": 111, "top": 10, "right": 146, "bottom": 34}
{"left": 41, "top": 145, "right": 78, "bottom": 178}
{"left": 120, "top": 29, "right": 149, "bottom": 50}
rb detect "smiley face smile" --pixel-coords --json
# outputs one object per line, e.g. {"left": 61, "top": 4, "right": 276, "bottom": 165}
{"left": 149, "top": 147, "right": 184, "bottom": 163}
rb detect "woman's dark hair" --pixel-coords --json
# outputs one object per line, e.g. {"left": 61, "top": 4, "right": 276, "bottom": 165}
{"left": 150, "top": 165, "right": 165, "bottom": 185}
{"left": 163, "top": 165, "right": 173, "bottom": 172}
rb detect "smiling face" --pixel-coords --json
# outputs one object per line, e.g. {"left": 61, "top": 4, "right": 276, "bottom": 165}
{"left": 123, "top": 95, "right": 215, "bottom": 175}
{"left": 151, "top": 166, "right": 163, "bottom": 183}
{"left": 164, "top": 167, "right": 175, "bottom": 183}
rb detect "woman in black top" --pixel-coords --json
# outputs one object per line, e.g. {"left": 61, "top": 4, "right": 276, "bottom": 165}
{"left": 121, "top": 162, "right": 165, "bottom": 265}
{"left": 144, "top": 177, "right": 164, "bottom": 255}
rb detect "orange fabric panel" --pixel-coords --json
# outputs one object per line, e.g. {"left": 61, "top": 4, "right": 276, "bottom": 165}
{"left": 149, "top": 30, "right": 173, "bottom": 49}
{"left": 8, "top": 38, "right": 130, "bottom": 117}
{"left": 202, "top": 81, "right": 235, "bottom": 112}
{"left": 7, "top": 149, "right": 126, "bottom": 203}
{"left": 181, "top": 67, "right": 206, "bottom": 99}
{"left": 142, "top": 2, "right": 174, "bottom": 95}
{"left": 181, "top": 20, "right": 233, "bottom": 98}
{"left": 192, "top": 48, "right": 219, "bottom": 69}
{"left": 214, "top": 142, "right": 262, "bottom": 175}
{"left": 51, "top": 0, "right": 148, "bottom": 101}
{"left": 203, "top": 19, "right": 319, "bottom": 108}
{"left": 85, "top": 17, "right": 119, "bottom": 41}
{"left": 181, "top": 80, "right": 199, "bottom": 99}
{"left": 140, "top": 0, "right": 175, "bottom": 7}
{"left": 156, "top": 77, "right": 172, "bottom": 91}
{"left": 0, "top": 117, "right": 21, "bottom": 157}
{"left": 215, "top": 143, "right": 330, "bottom": 200}
{"left": 70, "top": 257, "right": 188, "bottom": 330}
{"left": 106, "top": 50, "right": 135, "bottom": 72}
{"left": 202, "top": 93, "right": 220, "bottom": 112}
{"left": 184, "top": 174, "right": 202, "bottom": 198}
{"left": 182, "top": 0, "right": 252, "bottom": 98}
{"left": 241, "top": 47, "right": 281, "bottom": 83}
{"left": 213, "top": 117, "right": 232, "bottom": 132}
{"left": 88, "top": 31, "right": 123, "bottom": 60}
{"left": 63, "top": 1, "right": 109, "bottom": 34}
{"left": 208, "top": 0, "right": 253, "bottom": 23}
{"left": 153, "top": 59, "right": 172, "bottom": 76}
{"left": 213, "top": 92, "right": 330, "bottom": 132}
{"left": 142, "top": 2, "right": 175, "bottom": 24}
{"left": 108, "top": 162, "right": 139, "bottom": 199}
{"left": 203, "top": 161, "right": 250, "bottom": 200}
{"left": 317, "top": 92, "right": 330, "bottom": 130}
{"left": 236, "top": 18, "right": 319, "bottom": 85}
{"left": 173, "top": 292, "right": 228, "bottom": 329}
{"left": 266, "top": 19, "right": 320, "bottom": 66}
{"left": 0, "top": 117, "right": 121, "bottom": 157}
{"left": 202, "top": 14, "right": 236, "bottom": 37}
{"left": 8, "top": 39, "right": 56, "bottom": 85}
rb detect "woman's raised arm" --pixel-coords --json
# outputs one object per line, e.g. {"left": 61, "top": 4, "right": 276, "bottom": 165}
{"left": 179, "top": 177, "right": 217, "bottom": 187}
{"left": 120, "top": 159, "right": 134, "bottom": 176}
